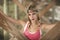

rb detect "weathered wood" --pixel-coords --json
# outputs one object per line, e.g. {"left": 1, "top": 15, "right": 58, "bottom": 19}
{"left": 39, "top": 0, "right": 55, "bottom": 18}
{"left": 41, "top": 22, "right": 60, "bottom": 40}
{"left": 0, "top": 10, "right": 28, "bottom": 40}
{"left": 12, "top": 0, "right": 26, "bottom": 13}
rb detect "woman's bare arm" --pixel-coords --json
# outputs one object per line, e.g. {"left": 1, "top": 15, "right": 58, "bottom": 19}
{"left": 6, "top": 16, "right": 26, "bottom": 27}
{"left": 0, "top": 10, "right": 26, "bottom": 26}
{"left": 41, "top": 23, "right": 56, "bottom": 33}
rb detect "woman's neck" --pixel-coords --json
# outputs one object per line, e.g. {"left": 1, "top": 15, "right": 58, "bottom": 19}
{"left": 29, "top": 20, "right": 40, "bottom": 32}
{"left": 31, "top": 20, "right": 39, "bottom": 26}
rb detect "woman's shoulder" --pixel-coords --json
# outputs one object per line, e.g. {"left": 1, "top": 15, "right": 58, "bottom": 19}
{"left": 41, "top": 23, "right": 56, "bottom": 29}
{"left": 41, "top": 23, "right": 56, "bottom": 32}
{"left": 27, "top": 21, "right": 30, "bottom": 24}
{"left": 23, "top": 21, "right": 30, "bottom": 32}
{"left": 41, "top": 23, "right": 56, "bottom": 27}
{"left": 24, "top": 21, "right": 30, "bottom": 26}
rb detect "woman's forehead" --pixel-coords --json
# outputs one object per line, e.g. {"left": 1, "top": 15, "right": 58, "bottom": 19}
{"left": 29, "top": 10, "right": 34, "bottom": 13}
{"left": 28, "top": 10, "right": 37, "bottom": 13}
{"left": 28, "top": 12, "right": 37, "bottom": 14}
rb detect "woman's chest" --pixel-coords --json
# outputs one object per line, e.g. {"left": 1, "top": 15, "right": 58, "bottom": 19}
{"left": 24, "top": 28, "right": 40, "bottom": 40}
{"left": 24, "top": 27, "right": 40, "bottom": 36}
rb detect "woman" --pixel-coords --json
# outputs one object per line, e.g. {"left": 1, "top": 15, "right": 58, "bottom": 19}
{"left": 23, "top": 6, "right": 42, "bottom": 40}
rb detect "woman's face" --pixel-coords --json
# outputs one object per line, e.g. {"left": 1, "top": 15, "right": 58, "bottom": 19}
{"left": 28, "top": 10, "right": 38, "bottom": 21}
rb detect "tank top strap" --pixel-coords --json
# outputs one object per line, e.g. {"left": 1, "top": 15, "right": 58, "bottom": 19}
{"left": 24, "top": 21, "right": 30, "bottom": 32}
{"left": 38, "top": 23, "right": 42, "bottom": 36}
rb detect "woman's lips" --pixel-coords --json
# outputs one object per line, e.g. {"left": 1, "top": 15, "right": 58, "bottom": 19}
{"left": 32, "top": 19, "right": 34, "bottom": 20}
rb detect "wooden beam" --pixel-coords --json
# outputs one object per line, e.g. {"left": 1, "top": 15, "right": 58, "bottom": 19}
{"left": 0, "top": 10, "right": 28, "bottom": 40}
{"left": 12, "top": 0, "right": 26, "bottom": 13}
{"left": 41, "top": 22, "right": 60, "bottom": 40}
{"left": 39, "top": 0, "right": 55, "bottom": 18}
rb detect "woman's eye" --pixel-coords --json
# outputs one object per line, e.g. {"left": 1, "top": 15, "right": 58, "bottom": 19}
{"left": 33, "top": 13, "right": 35, "bottom": 15}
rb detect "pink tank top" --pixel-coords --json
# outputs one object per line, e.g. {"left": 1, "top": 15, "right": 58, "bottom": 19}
{"left": 23, "top": 22, "right": 41, "bottom": 40}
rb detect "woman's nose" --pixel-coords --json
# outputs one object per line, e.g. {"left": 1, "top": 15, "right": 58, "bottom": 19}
{"left": 31, "top": 15, "right": 33, "bottom": 18}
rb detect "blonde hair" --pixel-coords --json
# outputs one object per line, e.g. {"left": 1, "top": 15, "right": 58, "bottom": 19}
{"left": 28, "top": 13, "right": 40, "bottom": 27}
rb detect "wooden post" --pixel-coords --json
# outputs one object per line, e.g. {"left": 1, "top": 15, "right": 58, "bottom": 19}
{"left": 14, "top": 4, "right": 17, "bottom": 19}
{"left": 3, "top": 0, "right": 7, "bottom": 14}
{"left": 3, "top": 0, "right": 9, "bottom": 40}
